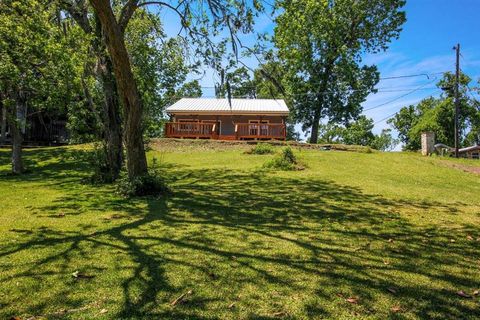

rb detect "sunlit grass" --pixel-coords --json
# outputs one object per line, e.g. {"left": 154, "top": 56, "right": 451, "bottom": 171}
{"left": 0, "top": 143, "right": 479, "bottom": 319}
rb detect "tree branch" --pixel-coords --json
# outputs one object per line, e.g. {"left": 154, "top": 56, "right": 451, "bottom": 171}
{"left": 118, "top": 0, "right": 140, "bottom": 33}
{"left": 137, "top": 1, "right": 188, "bottom": 26}
{"left": 59, "top": 0, "right": 92, "bottom": 34}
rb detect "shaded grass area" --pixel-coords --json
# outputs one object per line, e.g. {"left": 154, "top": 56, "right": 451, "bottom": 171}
{"left": 0, "top": 146, "right": 479, "bottom": 319}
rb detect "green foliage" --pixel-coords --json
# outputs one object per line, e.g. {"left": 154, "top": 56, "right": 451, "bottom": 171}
{"left": 263, "top": 147, "right": 300, "bottom": 171}
{"left": 318, "top": 116, "right": 398, "bottom": 151}
{"left": 342, "top": 116, "right": 376, "bottom": 146}
{"left": 246, "top": 143, "right": 275, "bottom": 155}
{"left": 116, "top": 158, "right": 170, "bottom": 198}
{"left": 274, "top": 0, "right": 406, "bottom": 140}
{"left": 125, "top": 14, "right": 202, "bottom": 139}
{"left": 371, "top": 129, "right": 398, "bottom": 151}
{"left": 253, "top": 60, "right": 286, "bottom": 99}
{"left": 388, "top": 72, "right": 480, "bottom": 150}
{"left": 0, "top": 0, "right": 86, "bottom": 119}
{"left": 215, "top": 67, "right": 256, "bottom": 98}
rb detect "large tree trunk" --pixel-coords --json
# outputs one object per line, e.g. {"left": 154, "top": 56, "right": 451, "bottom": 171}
{"left": 9, "top": 92, "right": 27, "bottom": 174}
{"left": 98, "top": 53, "right": 123, "bottom": 181}
{"left": 61, "top": 4, "right": 124, "bottom": 181}
{"left": 89, "top": 0, "right": 147, "bottom": 179}
{"left": 309, "top": 108, "right": 322, "bottom": 144}
{"left": 310, "top": 63, "right": 333, "bottom": 144}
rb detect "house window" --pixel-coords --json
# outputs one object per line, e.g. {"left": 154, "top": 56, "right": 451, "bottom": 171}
{"left": 249, "top": 120, "right": 269, "bottom": 136}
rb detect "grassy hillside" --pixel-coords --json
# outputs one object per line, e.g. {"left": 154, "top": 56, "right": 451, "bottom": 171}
{"left": 0, "top": 142, "right": 479, "bottom": 319}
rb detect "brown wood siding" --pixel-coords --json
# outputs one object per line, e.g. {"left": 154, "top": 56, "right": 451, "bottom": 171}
{"left": 173, "top": 115, "right": 284, "bottom": 136}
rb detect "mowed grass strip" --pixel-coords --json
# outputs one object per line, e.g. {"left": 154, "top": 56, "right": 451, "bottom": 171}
{"left": 0, "top": 143, "right": 479, "bottom": 319}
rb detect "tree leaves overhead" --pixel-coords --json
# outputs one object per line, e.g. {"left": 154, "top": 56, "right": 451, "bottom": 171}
{"left": 0, "top": 0, "right": 86, "bottom": 113}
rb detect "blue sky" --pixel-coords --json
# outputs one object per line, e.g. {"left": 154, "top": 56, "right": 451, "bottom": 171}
{"left": 159, "top": 0, "right": 480, "bottom": 141}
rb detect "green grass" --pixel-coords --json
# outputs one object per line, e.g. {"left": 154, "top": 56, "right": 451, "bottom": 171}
{"left": 0, "top": 143, "right": 479, "bottom": 319}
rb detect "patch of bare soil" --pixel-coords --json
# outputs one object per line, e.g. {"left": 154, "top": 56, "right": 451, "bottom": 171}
{"left": 441, "top": 160, "right": 480, "bottom": 175}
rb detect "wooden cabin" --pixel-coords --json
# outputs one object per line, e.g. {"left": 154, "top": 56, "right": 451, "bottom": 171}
{"left": 165, "top": 98, "right": 289, "bottom": 140}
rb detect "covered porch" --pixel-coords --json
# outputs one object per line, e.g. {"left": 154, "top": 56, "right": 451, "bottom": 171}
{"left": 165, "top": 122, "right": 286, "bottom": 140}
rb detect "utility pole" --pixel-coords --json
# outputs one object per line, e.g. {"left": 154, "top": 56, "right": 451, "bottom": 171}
{"left": 454, "top": 43, "right": 460, "bottom": 158}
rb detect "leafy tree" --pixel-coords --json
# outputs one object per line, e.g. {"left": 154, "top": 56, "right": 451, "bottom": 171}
{"left": 317, "top": 123, "right": 344, "bottom": 144}
{"left": 274, "top": 0, "right": 406, "bottom": 143}
{"left": 88, "top": 0, "right": 264, "bottom": 180}
{"left": 215, "top": 61, "right": 288, "bottom": 100}
{"left": 341, "top": 116, "right": 375, "bottom": 146}
{"left": 60, "top": 3, "right": 202, "bottom": 179}
{"left": 176, "top": 80, "right": 202, "bottom": 99}
{"left": 387, "top": 105, "right": 418, "bottom": 150}
{"left": 371, "top": 129, "right": 398, "bottom": 151}
{"left": 388, "top": 72, "right": 479, "bottom": 150}
{"left": 0, "top": 0, "right": 84, "bottom": 173}
{"left": 253, "top": 60, "right": 286, "bottom": 99}
{"left": 317, "top": 116, "right": 397, "bottom": 151}
{"left": 60, "top": 0, "right": 124, "bottom": 181}
{"left": 125, "top": 16, "right": 201, "bottom": 138}
{"left": 215, "top": 67, "right": 256, "bottom": 99}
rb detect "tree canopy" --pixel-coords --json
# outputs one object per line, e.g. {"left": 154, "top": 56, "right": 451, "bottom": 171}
{"left": 0, "top": 0, "right": 85, "bottom": 173}
{"left": 388, "top": 72, "right": 480, "bottom": 150}
{"left": 274, "top": 0, "right": 406, "bottom": 143}
{"left": 318, "top": 116, "right": 398, "bottom": 151}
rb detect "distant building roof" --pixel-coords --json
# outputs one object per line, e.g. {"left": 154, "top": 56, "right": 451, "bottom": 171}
{"left": 459, "top": 145, "right": 480, "bottom": 153}
{"left": 166, "top": 98, "right": 289, "bottom": 115}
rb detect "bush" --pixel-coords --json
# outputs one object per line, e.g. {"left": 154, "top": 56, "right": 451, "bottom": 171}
{"left": 263, "top": 147, "right": 303, "bottom": 171}
{"left": 246, "top": 143, "right": 275, "bottom": 155}
{"left": 116, "top": 158, "right": 170, "bottom": 198}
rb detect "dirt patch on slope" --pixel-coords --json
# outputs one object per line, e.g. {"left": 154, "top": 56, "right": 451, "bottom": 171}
{"left": 440, "top": 161, "right": 480, "bottom": 175}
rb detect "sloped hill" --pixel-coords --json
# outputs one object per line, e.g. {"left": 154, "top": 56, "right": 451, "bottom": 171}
{"left": 0, "top": 144, "right": 479, "bottom": 319}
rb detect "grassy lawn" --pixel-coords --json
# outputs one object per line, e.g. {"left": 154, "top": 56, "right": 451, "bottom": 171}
{"left": 0, "top": 141, "right": 479, "bottom": 319}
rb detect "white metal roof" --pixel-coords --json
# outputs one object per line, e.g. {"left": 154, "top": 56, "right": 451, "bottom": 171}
{"left": 166, "top": 98, "right": 289, "bottom": 115}
{"left": 459, "top": 145, "right": 480, "bottom": 153}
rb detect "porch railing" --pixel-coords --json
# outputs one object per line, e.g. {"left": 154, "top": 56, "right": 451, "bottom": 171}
{"left": 165, "top": 122, "right": 216, "bottom": 138}
{"left": 235, "top": 123, "right": 286, "bottom": 140}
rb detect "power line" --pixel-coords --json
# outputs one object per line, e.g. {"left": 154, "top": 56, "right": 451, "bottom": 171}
{"left": 197, "top": 71, "right": 448, "bottom": 90}
{"left": 378, "top": 71, "right": 446, "bottom": 81}
{"left": 373, "top": 90, "right": 442, "bottom": 125}
{"left": 363, "top": 77, "right": 439, "bottom": 112}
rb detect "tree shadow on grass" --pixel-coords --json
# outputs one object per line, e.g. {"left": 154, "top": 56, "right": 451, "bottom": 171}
{"left": 0, "top": 151, "right": 479, "bottom": 319}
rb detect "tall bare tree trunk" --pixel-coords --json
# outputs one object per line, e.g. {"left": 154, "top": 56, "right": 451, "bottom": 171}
{"left": 89, "top": 0, "right": 148, "bottom": 179}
